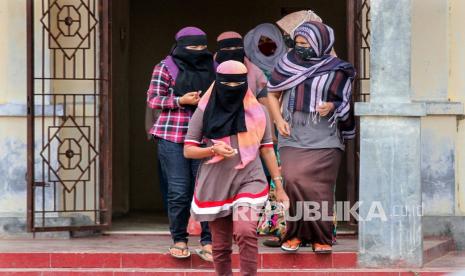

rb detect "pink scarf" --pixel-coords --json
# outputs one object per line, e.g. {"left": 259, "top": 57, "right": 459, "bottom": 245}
{"left": 198, "top": 83, "right": 266, "bottom": 169}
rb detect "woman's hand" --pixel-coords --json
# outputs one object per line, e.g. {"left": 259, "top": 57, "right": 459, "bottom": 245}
{"left": 212, "top": 141, "right": 236, "bottom": 158}
{"left": 274, "top": 186, "right": 290, "bottom": 210}
{"left": 268, "top": 92, "right": 290, "bottom": 137}
{"left": 179, "top": 91, "right": 200, "bottom": 105}
{"left": 316, "top": 102, "right": 335, "bottom": 117}
{"left": 275, "top": 119, "right": 290, "bottom": 137}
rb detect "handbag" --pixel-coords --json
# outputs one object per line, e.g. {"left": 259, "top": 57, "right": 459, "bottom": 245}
{"left": 256, "top": 180, "right": 287, "bottom": 238}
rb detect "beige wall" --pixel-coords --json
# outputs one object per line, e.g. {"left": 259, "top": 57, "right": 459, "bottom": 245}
{"left": 448, "top": 0, "right": 465, "bottom": 215}
{"left": 0, "top": 1, "right": 27, "bottom": 104}
{"left": 0, "top": 118, "right": 27, "bottom": 214}
{"left": 0, "top": 0, "right": 28, "bottom": 216}
{"left": 448, "top": 0, "right": 465, "bottom": 103}
{"left": 411, "top": 0, "right": 449, "bottom": 101}
{"left": 410, "top": 0, "right": 465, "bottom": 215}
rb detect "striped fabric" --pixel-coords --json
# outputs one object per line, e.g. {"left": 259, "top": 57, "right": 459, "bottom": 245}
{"left": 267, "top": 21, "right": 356, "bottom": 140}
{"left": 191, "top": 186, "right": 269, "bottom": 215}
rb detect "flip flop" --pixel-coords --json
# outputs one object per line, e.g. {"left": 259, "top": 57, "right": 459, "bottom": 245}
{"left": 281, "top": 238, "right": 301, "bottom": 252}
{"left": 312, "top": 243, "right": 332, "bottom": 254}
{"left": 169, "top": 245, "right": 191, "bottom": 259}
{"left": 263, "top": 237, "right": 281, "bottom": 247}
{"left": 195, "top": 248, "right": 213, "bottom": 262}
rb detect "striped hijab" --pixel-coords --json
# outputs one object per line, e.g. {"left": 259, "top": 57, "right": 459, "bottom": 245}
{"left": 267, "top": 22, "right": 356, "bottom": 140}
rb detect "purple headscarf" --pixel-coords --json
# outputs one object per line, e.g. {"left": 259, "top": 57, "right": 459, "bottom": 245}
{"left": 165, "top": 26, "right": 207, "bottom": 79}
{"left": 164, "top": 26, "right": 215, "bottom": 101}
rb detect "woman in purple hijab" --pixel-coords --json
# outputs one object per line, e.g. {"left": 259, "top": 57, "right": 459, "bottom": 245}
{"left": 146, "top": 26, "right": 214, "bottom": 261}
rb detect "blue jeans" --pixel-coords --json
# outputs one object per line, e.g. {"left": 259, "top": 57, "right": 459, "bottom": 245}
{"left": 158, "top": 138, "right": 211, "bottom": 245}
{"left": 158, "top": 156, "right": 168, "bottom": 213}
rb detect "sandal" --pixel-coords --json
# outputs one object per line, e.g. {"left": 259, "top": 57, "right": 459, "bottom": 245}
{"left": 195, "top": 248, "right": 213, "bottom": 262}
{"left": 169, "top": 243, "right": 191, "bottom": 259}
{"left": 312, "top": 243, "right": 332, "bottom": 254}
{"left": 263, "top": 237, "right": 281, "bottom": 247}
{"left": 281, "top": 238, "right": 301, "bottom": 252}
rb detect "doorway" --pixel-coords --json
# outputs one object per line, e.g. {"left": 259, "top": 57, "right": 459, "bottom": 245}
{"left": 110, "top": 0, "right": 353, "bottom": 233}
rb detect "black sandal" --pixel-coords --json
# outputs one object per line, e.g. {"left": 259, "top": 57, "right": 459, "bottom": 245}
{"left": 263, "top": 237, "right": 281, "bottom": 247}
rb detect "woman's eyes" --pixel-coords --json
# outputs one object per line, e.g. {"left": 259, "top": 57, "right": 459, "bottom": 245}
{"left": 221, "top": 47, "right": 244, "bottom": 50}
{"left": 220, "top": 82, "right": 245, "bottom": 87}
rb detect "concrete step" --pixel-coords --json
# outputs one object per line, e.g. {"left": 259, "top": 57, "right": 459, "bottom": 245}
{"left": 423, "top": 236, "right": 455, "bottom": 264}
{"left": 0, "top": 251, "right": 358, "bottom": 269}
{"left": 0, "top": 236, "right": 455, "bottom": 271}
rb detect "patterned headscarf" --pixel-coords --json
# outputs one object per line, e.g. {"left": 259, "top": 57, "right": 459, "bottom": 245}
{"left": 268, "top": 22, "right": 356, "bottom": 140}
{"left": 294, "top": 21, "right": 335, "bottom": 57}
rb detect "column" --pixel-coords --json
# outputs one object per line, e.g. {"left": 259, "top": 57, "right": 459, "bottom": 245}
{"left": 355, "top": 0, "right": 423, "bottom": 267}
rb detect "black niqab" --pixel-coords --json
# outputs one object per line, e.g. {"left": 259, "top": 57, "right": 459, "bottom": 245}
{"left": 202, "top": 73, "right": 248, "bottom": 139}
{"left": 171, "top": 35, "right": 215, "bottom": 98}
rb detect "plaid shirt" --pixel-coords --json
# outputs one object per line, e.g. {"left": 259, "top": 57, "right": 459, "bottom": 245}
{"left": 147, "top": 60, "right": 193, "bottom": 143}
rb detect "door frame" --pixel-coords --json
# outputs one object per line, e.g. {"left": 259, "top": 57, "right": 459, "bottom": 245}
{"left": 346, "top": 0, "right": 371, "bottom": 225}
{"left": 26, "top": 0, "right": 113, "bottom": 232}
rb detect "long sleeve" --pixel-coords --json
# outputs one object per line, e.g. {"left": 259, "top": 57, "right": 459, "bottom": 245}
{"left": 146, "top": 62, "right": 181, "bottom": 110}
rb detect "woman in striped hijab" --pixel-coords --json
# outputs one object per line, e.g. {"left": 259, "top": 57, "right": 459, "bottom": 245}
{"left": 267, "top": 21, "right": 355, "bottom": 253}
{"left": 276, "top": 10, "right": 337, "bottom": 56}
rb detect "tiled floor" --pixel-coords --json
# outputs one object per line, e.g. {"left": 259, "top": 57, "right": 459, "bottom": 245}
{"left": 0, "top": 235, "right": 358, "bottom": 253}
{"left": 0, "top": 235, "right": 451, "bottom": 254}
{"left": 0, "top": 234, "right": 462, "bottom": 275}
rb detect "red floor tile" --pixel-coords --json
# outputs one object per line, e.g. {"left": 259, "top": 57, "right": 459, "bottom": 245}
{"left": 50, "top": 253, "right": 121, "bottom": 268}
{"left": 42, "top": 272, "right": 114, "bottom": 276}
{"left": 114, "top": 272, "right": 186, "bottom": 276}
{"left": 0, "top": 253, "right": 50, "bottom": 268}
{"left": 257, "top": 272, "right": 331, "bottom": 276}
{"left": 231, "top": 254, "right": 240, "bottom": 269}
{"left": 0, "top": 272, "right": 42, "bottom": 276}
{"left": 190, "top": 254, "right": 214, "bottom": 269}
{"left": 261, "top": 252, "right": 333, "bottom": 269}
{"left": 332, "top": 253, "right": 358, "bottom": 268}
{"left": 121, "top": 253, "right": 191, "bottom": 269}
{"left": 399, "top": 272, "right": 450, "bottom": 276}
{"left": 335, "top": 273, "right": 399, "bottom": 276}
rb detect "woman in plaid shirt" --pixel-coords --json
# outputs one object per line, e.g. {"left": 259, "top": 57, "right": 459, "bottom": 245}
{"left": 147, "top": 26, "right": 215, "bottom": 261}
